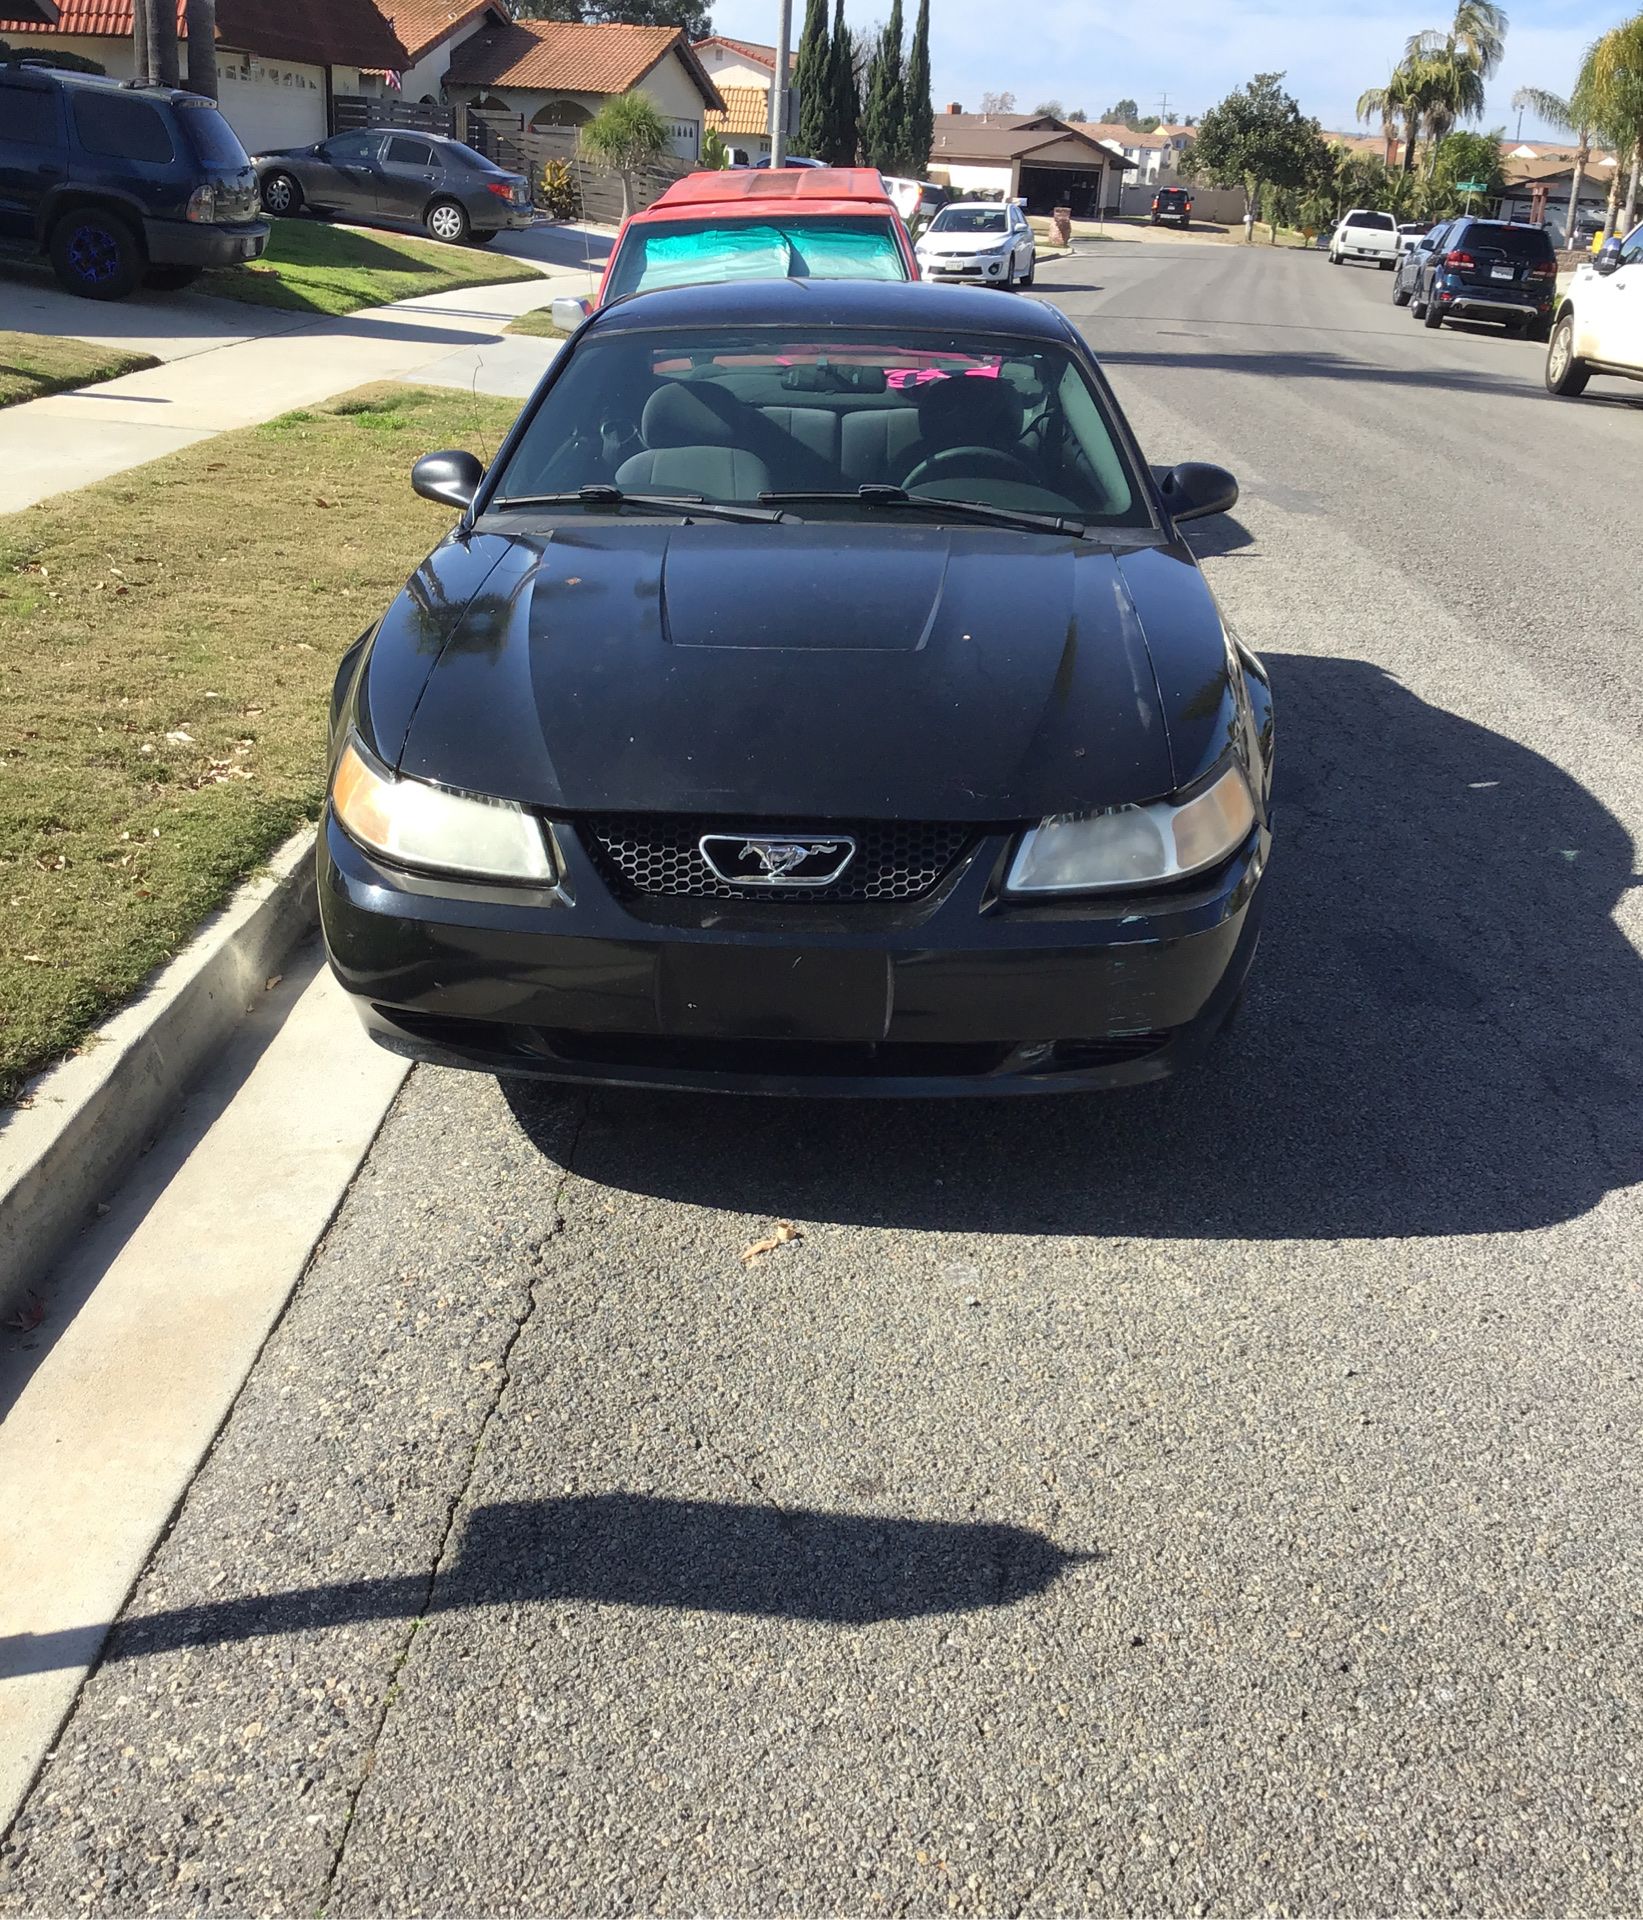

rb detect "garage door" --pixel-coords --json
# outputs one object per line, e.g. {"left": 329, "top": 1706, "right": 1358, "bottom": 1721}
{"left": 216, "top": 65, "right": 328, "bottom": 156}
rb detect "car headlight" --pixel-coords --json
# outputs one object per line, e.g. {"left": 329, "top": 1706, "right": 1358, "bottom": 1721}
{"left": 330, "top": 733, "right": 555, "bottom": 883}
{"left": 1004, "top": 762, "right": 1256, "bottom": 894}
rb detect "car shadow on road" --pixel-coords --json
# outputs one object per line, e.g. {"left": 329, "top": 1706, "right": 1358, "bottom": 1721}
{"left": 506, "top": 652, "right": 1643, "bottom": 1241}
{"left": 0, "top": 1496, "right": 1086, "bottom": 1677}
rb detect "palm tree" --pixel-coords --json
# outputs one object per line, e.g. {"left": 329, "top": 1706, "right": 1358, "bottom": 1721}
{"left": 1513, "top": 83, "right": 1591, "bottom": 246}
{"left": 1408, "top": 1, "right": 1509, "bottom": 80}
{"left": 580, "top": 94, "right": 670, "bottom": 219}
{"left": 1357, "top": 61, "right": 1423, "bottom": 172}
{"left": 1583, "top": 14, "right": 1643, "bottom": 236}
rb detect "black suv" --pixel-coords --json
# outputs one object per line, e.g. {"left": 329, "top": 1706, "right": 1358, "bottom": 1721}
{"left": 0, "top": 62, "right": 267, "bottom": 299}
{"left": 1150, "top": 186, "right": 1193, "bottom": 228}
{"left": 1404, "top": 216, "right": 1557, "bottom": 338}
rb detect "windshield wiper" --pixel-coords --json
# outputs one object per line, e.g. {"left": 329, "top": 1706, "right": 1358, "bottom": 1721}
{"left": 490, "top": 484, "right": 785, "bottom": 525}
{"left": 758, "top": 483, "right": 1088, "bottom": 537}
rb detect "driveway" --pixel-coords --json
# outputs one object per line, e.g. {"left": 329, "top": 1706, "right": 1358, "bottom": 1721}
{"left": 3, "top": 245, "right": 1642, "bottom": 1916}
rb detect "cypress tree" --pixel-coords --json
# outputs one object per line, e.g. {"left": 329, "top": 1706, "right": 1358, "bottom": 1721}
{"left": 794, "top": 0, "right": 831, "bottom": 161}
{"left": 860, "top": 0, "right": 905, "bottom": 172}
{"left": 826, "top": 0, "right": 858, "bottom": 163}
{"left": 901, "top": 0, "right": 932, "bottom": 174}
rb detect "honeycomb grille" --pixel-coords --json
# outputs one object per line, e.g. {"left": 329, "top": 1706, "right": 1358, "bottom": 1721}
{"left": 579, "top": 816, "right": 974, "bottom": 902}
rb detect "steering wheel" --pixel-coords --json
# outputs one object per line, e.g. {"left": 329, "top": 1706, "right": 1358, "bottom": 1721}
{"left": 900, "top": 445, "right": 1037, "bottom": 492}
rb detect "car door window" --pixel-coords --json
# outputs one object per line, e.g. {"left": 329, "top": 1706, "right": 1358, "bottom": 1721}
{"left": 71, "top": 90, "right": 174, "bottom": 163}
{"left": 384, "top": 136, "right": 435, "bottom": 169}
{"left": 320, "top": 133, "right": 381, "bottom": 165}
{"left": 0, "top": 82, "right": 62, "bottom": 147}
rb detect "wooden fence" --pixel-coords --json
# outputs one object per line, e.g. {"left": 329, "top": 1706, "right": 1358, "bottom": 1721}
{"left": 461, "top": 109, "right": 688, "bottom": 221}
{"left": 331, "top": 94, "right": 456, "bottom": 138}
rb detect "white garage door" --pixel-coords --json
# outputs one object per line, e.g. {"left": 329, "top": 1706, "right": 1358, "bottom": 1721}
{"left": 216, "top": 62, "right": 329, "bottom": 155}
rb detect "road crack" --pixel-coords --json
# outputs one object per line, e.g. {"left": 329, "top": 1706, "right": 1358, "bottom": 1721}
{"left": 315, "top": 1089, "right": 591, "bottom": 1916}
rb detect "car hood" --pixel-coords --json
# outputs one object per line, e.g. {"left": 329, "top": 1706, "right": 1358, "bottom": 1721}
{"left": 920, "top": 232, "right": 1010, "bottom": 253}
{"left": 383, "top": 523, "right": 1222, "bottom": 820}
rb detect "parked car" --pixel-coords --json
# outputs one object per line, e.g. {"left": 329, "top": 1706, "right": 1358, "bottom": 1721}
{"left": 1389, "top": 219, "right": 1450, "bottom": 306}
{"left": 319, "top": 279, "right": 1271, "bottom": 1098}
{"left": 568, "top": 167, "right": 917, "bottom": 314}
{"left": 1546, "top": 221, "right": 1643, "bottom": 396}
{"left": 1150, "top": 186, "right": 1193, "bottom": 228}
{"left": 1394, "top": 220, "right": 1432, "bottom": 253}
{"left": 914, "top": 199, "right": 1035, "bottom": 287}
{"left": 1408, "top": 217, "right": 1557, "bottom": 337}
{"left": 0, "top": 62, "right": 266, "bottom": 299}
{"left": 251, "top": 130, "right": 532, "bottom": 246}
{"left": 1329, "top": 208, "right": 1398, "bottom": 268}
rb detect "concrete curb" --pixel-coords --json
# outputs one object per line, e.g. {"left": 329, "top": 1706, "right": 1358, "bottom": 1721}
{"left": 0, "top": 828, "right": 320, "bottom": 1316}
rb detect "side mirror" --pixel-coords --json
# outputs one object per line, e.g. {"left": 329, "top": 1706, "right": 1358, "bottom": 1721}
{"left": 1157, "top": 460, "right": 1238, "bottom": 523}
{"left": 551, "top": 294, "right": 591, "bottom": 332}
{"left": 1595, "top": 236, "right": 1623, "bottom": 274}
{"left": 411, "top": 449, "right": 483, "bottom": 511}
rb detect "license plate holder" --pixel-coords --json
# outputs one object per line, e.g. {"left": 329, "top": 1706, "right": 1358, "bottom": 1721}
{"left": 659, "top": 945, "right": 891, "bottom": 1041}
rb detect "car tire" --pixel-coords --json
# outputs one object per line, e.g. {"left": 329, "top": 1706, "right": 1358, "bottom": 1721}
{"left": 1328, "top": 251, "right": 1341, "bottom": 265}
{"left": 48, "top": 208, "right": 142, "bottom": 300}
{"left": 1020, "top": 255, "right": 1035, "bottom": 287}
{"left": 261, "top": 171, "right": 302, "bottom": 217}
{"left": 1392, "top": 278, "right": 1410, "bottom": 306}
{"left": 1525, "top": 314, "right": 1552, "bottom": 344}
{"left": 1545, "top": 314, "right": 1590, "bottom": 396}
{"left": 142, "top": 264, "right": 204, "bottom": 291}
{"left": 1180, "top": 218, "right": 1190, "bottom": 230}
{"left": 1423, "top": 293, "right": 1444, "bottom": 329}
{"left": 1149, "top": 214, "right": 1159, "bottom": 225}
{"left": 425, "top": 198, "right": 470, "bottom": 245}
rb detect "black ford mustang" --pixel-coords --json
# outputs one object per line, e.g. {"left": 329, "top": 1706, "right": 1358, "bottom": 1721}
{"left": 320, "top": 280, "right": 1274, "bottom": 1095}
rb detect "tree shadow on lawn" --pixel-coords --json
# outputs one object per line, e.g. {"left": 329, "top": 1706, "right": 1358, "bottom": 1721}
{"left": 505, "top": 651, "right": 1643, "bottom": 1243}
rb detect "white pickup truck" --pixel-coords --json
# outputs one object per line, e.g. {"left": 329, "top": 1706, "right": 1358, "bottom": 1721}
{"left": 1329, "top": 208, "right": 1398, "bottom": 269}
{"left": 1546, "top": 221, "right": 1643, "bottom": 397}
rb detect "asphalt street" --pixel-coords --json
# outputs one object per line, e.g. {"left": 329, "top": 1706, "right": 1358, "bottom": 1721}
{"left": 5, "top": 239, "right": 1643, "bottom": 1915}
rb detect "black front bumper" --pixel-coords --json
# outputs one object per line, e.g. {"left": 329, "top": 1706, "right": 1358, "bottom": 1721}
{"left": 319, "top": 815, "right": 1269, "bottom": 1096}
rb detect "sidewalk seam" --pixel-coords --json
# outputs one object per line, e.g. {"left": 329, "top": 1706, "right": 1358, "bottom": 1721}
{"left": 314, "top": 1090, "right": 591, "bottom": 1914}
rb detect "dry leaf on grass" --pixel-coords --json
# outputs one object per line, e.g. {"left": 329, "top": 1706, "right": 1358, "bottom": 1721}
{"left": 741, "top": 1220, "right": 802, "bottom": 1266}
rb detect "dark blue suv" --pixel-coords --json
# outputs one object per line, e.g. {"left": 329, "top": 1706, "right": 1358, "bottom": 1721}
{"left": 0, "top": 61, "right": 268, "bottom": 299}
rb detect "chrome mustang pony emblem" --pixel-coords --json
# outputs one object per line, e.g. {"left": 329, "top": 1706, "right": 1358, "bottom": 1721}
{"left": 699, "top": 833, "right": 858, "bottom": 888}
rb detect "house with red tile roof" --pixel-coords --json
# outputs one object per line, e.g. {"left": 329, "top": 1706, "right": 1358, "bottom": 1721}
{"left": 362, "top": 0, "right": 509, "bottom": 102}
{"left": 0, "top": 0, "right": 405, "bottom": 148}
{"left": 442, "top": 18, "right": 722, "bottom": 163}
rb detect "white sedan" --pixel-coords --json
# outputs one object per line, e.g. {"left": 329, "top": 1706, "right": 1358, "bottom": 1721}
{"left": 914, "top": 201, "right": 1036, "bottom": 289}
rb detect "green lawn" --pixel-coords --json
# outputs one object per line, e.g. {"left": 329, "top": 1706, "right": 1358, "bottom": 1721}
{"left": 506, "top": 306, "right": 573, "bottom": 338}
{"left": 199, "top": 218, "right": 541, "bottom": 316}
{"left": 0, "top": 331, "right": 158, "bottom": 410}
{"left": 0, "top": 382, "right": 522, "bottom": 1102}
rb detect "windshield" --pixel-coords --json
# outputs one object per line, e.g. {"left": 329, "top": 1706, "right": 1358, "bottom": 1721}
{"left": 930, "top": 208, "right": 1008, "bottom": 234}
{"left": 176, "top": 100, "right": 250, "bottom": 168}
{"left": 491, "top": 325, "right": 1148, "bottom": 527}
{"left": 606, "top": 218, "right": 907, "bottom": 298}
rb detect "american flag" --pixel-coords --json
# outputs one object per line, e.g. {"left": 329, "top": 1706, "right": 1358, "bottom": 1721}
{"left": 385, "top": 69, "right": 403, "bottom": 90}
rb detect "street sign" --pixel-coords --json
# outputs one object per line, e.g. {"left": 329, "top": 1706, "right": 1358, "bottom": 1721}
{"left": 1456, "top": 179, "right": 1487, "bottom": 192}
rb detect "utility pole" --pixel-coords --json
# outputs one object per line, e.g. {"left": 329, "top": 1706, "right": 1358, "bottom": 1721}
{"left": 769, "top": 0, "right": 792, "bottom": 165}
{"left": 1157, "top": 91, "right": 1171, "bottom": 126}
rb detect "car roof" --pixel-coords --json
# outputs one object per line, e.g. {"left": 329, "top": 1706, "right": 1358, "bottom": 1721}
{"left": 590, "top": 277, "right": 1076, "bottom": 340}
{"left": 646, "top": 167, "right": 895, "bottom": 217}
{"left": 1, "top": 64, "right": 199, "bottom": 101}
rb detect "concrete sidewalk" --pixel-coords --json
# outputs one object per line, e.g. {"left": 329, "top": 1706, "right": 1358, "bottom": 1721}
{"left": 0, "top": 268, "right": 586, "bottom": 513}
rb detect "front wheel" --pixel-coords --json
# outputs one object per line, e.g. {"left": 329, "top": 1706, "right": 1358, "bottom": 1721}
{"left": 49, "top": 208, "right": 142, "bottom": 300}
{"left": 1545, "top": 314, "right": 1590, "bottom": 395}
{"left": 1392, "top": 278, "right": 1410, "bottom": 307}
{"left": 425, "top": 198, "right": 470, "bottom": 245}
{"left": 260, "top": 170, "right": 301, "bottom": 217}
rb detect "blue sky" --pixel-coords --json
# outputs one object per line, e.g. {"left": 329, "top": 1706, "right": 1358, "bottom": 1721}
{"left": 707, "top": 0, "right": 1614, "bottom": 144}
